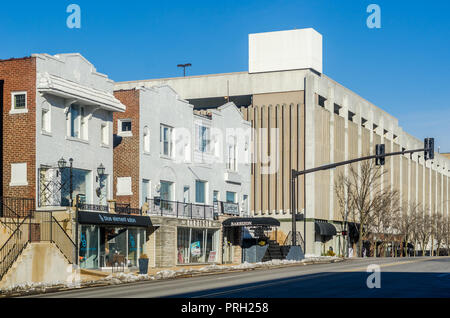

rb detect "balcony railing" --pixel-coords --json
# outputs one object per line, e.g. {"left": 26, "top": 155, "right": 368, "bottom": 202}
{"left": 145, "top": 198, "right": 215, "bottom": 220}
{"left": 115, "top": 203, "right": 142, "bottom": 216}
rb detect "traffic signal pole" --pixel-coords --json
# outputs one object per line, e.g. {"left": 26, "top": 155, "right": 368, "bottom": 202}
{"left": 290, "top": 139, "right": 434, "bottom": 253}
{"left": 292, "top": 147, "right": 427, "bottom": 178}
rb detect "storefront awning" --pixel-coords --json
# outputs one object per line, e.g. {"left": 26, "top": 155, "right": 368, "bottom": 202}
{"left": 314, "top": 221, "right": 337, "bottom": 236}
{"left": 222, "top": 217, "right": 280, "bottom": 227}
{"left": 78, "top": 211, "right": 152, "bottom": 228}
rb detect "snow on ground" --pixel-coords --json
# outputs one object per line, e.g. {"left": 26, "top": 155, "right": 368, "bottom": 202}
{"left": 0, "top": 255, "right": 341, "bottom": 295}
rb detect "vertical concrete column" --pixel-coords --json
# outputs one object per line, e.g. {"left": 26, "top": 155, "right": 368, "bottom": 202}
{"left": 327, "top": 86, "right": 335, "bottom": 221}
{"left": 304, "top": 74, "right": 316, "bottom": 255}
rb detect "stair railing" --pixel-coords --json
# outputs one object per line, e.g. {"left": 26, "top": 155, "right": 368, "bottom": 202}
{"left": 0, "top": 216, "right": 31, "bottom": 281}
{"left": 34, "top": 211, "right": 75, "bottom": 264}
{"left": 283, "top": 231, "right": 305, "bottom": 248}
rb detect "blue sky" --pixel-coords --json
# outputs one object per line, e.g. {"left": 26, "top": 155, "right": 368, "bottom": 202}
{"left": 1, "top": 0, "right": 449, "bottom": 151}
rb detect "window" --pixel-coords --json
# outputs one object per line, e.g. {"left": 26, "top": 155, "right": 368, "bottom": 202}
{"left": 11, "top": 92, "right": 27, "bottom": 113}
{"left": 160, "top": 125, "right": 173, "bottom": 157}
{"left": 118, "top": 119, "right": 132, "bottom": 137}
{"left": 226, "top": 191, "right": 236, "bottom": 203}
{"left": 213, "top": 191, "right": 219, "bottom": 202}
{"left": 243, "top": 195, "right": 249, "bottom": 215}
{"left": 226, "top": 136, "right": 237, "bottom": 171}
{"left": 183, "top": 186, "right": 190, "bottom": 203}
{"left": 318, "top": 95, "right": 326, "bottom": 108}
{"left": 160, "top": 181, "right": 173, "bottom": 201}
{"left": 334, "top": 103, "right": 341, "bottom": 115}
{"left": 42, "top": 109, "right": 51, "bottom": 133}
{"left": 117, "top": 177, "right": 132, "bottom": 196}
{"left": 10, "top": 163, "right": 28, "bottom": 186}
{"left": 122, "top": 121, "right": 131, "bottom": 132}
{"left": 69, "top": 104, "right": 87, "bottom": 140}
{"left": 143, "top": 126, "right": 150, "bottom": 153}
{"left": 348, "top": 111, "right": 355, "bottom": 122}
{"left": 196, "top": 124, "right": 210, "bottom": 153}
{"left": 361, "top": 118, "right": 368, "bottom": 128}
{"left": 195, "top": 180, "right": 207, "bottom": 204}
{"left": 101, "top": 123, "right": 109, "bottom": 145}
{"left": 142, "top": 179, "right": 150, "bottom": 203}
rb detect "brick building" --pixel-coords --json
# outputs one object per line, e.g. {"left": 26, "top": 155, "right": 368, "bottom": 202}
{"left": 112, "top": 85, "right": 252, "bottom": 266}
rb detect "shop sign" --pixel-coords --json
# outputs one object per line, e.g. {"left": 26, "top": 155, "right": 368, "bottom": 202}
{"left": 230, "top": 221, "right": 252, "bottom": 226}
{"left": 222, "top": 202, "right": 239, "bottom": 215}
{"left": 78, "top": 211, "right": 152, "bottom": 228}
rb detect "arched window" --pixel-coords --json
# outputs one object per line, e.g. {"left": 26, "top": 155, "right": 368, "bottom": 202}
{"left": 143, "top": 126, "right": 150, "bottom": 153}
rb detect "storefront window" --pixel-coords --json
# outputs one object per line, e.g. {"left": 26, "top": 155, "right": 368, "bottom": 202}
{"left": 79, "top": 226, "right": 146, "bottom": 269}
{"left": 128, "top": 229, "right": 138, "bottom": 266}
{"left": 80, "top": 225, "right": 99, "bottom": 269}
{"left": 205, "top": 230, "right": 218, "bottom": 263}
{"left": 100, "top": 227, "right": 127, "bottom": 267}
{"left": 177, "top": 228, "right": 190, "bottom": 264}
{"left": 190, "top": 228, "right": 205, "bottom": 263}
{"left": 177, "top": 227, "right": 219, "bottom": 265}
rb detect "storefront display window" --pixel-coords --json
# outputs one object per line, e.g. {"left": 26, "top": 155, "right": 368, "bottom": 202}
{"left": 128, "top": 228, "right": 145, "bottom": 266}
{"left": 177, "top": 227, "right": 190, "bottom": 264}
{"left": 190, "top": 228, "right": 205, "bottom": 263}
{"left": 80, "top": 225, "right": 99, "bottom": 269}
{"left": 206, "top": 230, "right": 218, "bottom": 263}
{"left": 79, "top": 226, "right": 146, "bottom": 269}
{"left": 177, "top": 227, "right": 219, "bottom": 265}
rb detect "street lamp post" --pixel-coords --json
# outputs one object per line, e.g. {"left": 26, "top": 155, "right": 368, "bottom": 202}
{"left": 177, "top": 63, "right": 192, "bottom": 77}
{"left": 58, "top": 157, "right": 77, "bottom": 264}
{"left": 69, "top": 158, "right": 73, "bottom": 206}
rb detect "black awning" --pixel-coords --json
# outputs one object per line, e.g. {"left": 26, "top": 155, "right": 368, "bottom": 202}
{"left": 222, "top": 217, "right": 280, "bottom": 227}
{"left": 78, "top": 211, "right": 152, "bottom": 228}
{"left": 315, "top": 221, "right": 337, "bottom": 236}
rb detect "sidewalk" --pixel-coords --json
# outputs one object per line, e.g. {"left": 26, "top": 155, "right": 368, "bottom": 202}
{"left": 1, "top": 256, "right": 344, "bottom": 297}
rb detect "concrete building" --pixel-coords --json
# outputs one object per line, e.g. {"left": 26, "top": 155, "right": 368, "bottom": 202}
{"left": 112, "top": 85, "right": 252, "bottom": 267}
{"left": 115, "top": 28, "right": 450, "bottom": 256}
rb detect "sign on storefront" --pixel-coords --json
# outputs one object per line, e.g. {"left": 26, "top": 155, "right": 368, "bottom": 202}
{"left": 222, "top": 202, "right": 239, "bottom": 215}
{"left": 208, "top": 251, "right": 217, "bottom": 262}
{"left": 78, "top": 211, "right": 152, "bottom": 228}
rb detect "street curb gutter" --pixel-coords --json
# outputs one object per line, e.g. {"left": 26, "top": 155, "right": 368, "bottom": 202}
{"left": 1, "top": 258, "right": 345, "bottom": 298}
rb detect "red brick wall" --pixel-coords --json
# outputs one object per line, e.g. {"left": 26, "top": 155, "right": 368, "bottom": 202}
{"left": 113, "top": 89, "right": 140, "bottom": 208}
{"left": 0, "top": 57, "right": 36, "bottom": 199}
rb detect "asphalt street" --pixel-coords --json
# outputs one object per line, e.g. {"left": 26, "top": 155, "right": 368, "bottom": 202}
{"left": 25, "top": 257, "right": 450, "bottom": 298}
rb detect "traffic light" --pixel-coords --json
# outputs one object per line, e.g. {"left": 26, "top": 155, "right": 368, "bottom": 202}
{"left": 375, "top": 144, "right": 385, "bottom": 166}
{"left": 424, "top": 138, "right": 434, "bottom": 160}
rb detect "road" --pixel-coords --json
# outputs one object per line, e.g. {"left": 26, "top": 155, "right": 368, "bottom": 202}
{"left": 25, "top": 257, "right": 450, "bottom": 298}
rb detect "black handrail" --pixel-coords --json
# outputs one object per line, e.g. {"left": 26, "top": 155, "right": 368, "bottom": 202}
{"left": 0, "top": 216, "right": 31, "bottom": 281}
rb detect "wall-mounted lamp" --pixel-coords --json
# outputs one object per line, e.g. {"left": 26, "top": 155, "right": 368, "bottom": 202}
{"left": 58, "top": 157, "right": 67, "bottom": 169}
{"left": 96, "top": 163, "right": 105, "bottom": 182}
